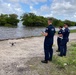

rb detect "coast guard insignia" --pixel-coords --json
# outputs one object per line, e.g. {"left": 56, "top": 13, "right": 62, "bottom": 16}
{"left": 51, "top": 28, "right": 54, "bottom": 31}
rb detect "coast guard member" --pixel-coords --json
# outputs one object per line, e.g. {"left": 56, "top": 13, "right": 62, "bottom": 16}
{"left": 56, "top": 26, "right": 63, "bottom": 52}
{"left": 41, "top": 19, "right": 56, "bottom": 63}
{"left": 59, "top": 23, "right": 70, "bottom": 56}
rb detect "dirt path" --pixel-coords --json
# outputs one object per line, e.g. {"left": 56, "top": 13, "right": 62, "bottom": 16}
{"left": 0, "top": 33, "right": 76, "bottom": 75}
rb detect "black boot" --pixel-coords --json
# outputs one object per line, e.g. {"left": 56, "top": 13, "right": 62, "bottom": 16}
{"left": 49, "top": 59, "right": 52, "bottom": 62}
{"left": 41, "top": 60, "right": 48, "bottom": 64}
{"left": 58, "top": 54, "right": 63, "bottom": 57}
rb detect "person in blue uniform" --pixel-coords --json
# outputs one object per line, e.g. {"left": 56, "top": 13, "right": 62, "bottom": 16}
{"left": 56, "top": 26, "right": 63, "bottom": 52}
{"left": 59, "top": 23, "right": 70, "bottom": 56}
{"left": 41, "top": 19, "right": 56, "bottom": 63}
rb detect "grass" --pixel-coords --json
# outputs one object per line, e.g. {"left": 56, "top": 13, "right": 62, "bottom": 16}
{"left": 70, "top": 29, "right": 76, "bottom": 33}
{"left": 24, "top": 42, "right": 76, "bottom": 75}
{"left": 52, "top": 42, "right": 76, "bottom": 74}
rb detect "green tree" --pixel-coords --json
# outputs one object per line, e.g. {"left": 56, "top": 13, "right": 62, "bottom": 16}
{"left": 8, "top": 14, "right": 19, "bottom": 26}
{"left": 21, "top": 13, "right": 47, "bottom": 27}
{"left": 0, "top": 14, "right": 19, "bottom": 27}
{"left": 21, "top": 13, "right": 76, "bottom": 27}
{"left": 0, "top": 14, "right": 8, "bottom": 26}
{"left": 64, "top": 20, "right": 76, "bottom": 26}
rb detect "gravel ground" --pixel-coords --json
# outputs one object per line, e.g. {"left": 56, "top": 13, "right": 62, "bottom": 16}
{"left": 0, "top": 33, "right": 76, "bottom": 75}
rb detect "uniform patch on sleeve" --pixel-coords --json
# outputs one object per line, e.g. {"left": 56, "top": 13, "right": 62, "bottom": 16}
{"left": 51, "top": 28, "right": 54, "bottom": 31}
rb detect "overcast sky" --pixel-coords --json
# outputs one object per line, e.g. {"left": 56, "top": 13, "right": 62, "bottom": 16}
{"left": 0, "top": 0, "right": 76, "bottom": 21}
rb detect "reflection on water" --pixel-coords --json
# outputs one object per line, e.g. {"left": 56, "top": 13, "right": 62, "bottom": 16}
{"left": 0, "top": 22, "right": 76, "bottom": 40}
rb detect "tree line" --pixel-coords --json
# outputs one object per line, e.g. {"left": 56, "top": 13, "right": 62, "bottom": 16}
{"left": 0, "top": 13, "right": 76, "bottom": 27}
{"left": 0, "top": 14, "right": 19, "bottom": 27}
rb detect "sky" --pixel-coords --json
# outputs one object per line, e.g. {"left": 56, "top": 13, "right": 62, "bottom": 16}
{"left": 0, "top": 0, "right": 76, "bottom": 21}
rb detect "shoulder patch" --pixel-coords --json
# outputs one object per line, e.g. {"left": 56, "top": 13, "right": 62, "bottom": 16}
{"left": 51, "top": 28, "right": 54, "bottom": 31}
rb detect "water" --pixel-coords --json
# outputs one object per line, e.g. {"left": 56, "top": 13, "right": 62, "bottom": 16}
{"left": 0, "top": 22, "right": 45, "bottom": 40}
{"left": 0, "top": 22, "right": 76, "bottom": 40}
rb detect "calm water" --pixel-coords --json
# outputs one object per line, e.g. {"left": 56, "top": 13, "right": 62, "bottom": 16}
{"left": 0, "top": 22, "right": 76, "bottom": 40}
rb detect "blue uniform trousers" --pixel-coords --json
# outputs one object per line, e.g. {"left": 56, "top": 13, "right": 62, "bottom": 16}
{"left": 60, "top": 39, "right": 68, "bottom": 56}
{"left": 57, "top": 37, "right": 61, "bottom": 51}
{"left": 44, "top": 43, "right": 53, "bottom": 61}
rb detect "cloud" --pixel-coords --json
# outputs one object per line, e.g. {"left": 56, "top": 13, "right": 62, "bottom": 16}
{"left": 50, "top": 0, "right": 76, "bottom": 21}
{"left": 6, "top": 0, "right": 47, "bottom": 5}
{"left": 31, "top": 0, "right": 47, "bottom": 4}
{"left": 0, "top": 0, "right": 47, "bottom": 17}
{"left": 40, "top": 5, "right": 50, "bottom": 12}
{"left": 51, "top": 0, "right": 74, "bottom": 14}
{"left": 43, "top": 14, "right": 53, "bottom": 17}
{"left": 30, "top": 6, "right": 33, "bottom": 10}
{"left": 29, "top": 0, "right": 76, "bottom": 21}
{"left": 30, "top": 4, "right": 52, "bottom": 17}
{"left": 6, "top": 0, "right": 19, "bottom": 3}
{"left": 0, "top": 0, "right": 24, "bottom": 17}
{"left": 0, "top": 0, "right": 76, "bottom": 21}
{"left": 74, "top": 13, "right": 76, "bottom": 18}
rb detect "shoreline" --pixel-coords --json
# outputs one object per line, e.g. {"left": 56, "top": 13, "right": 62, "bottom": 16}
{"left": 0, "top": 36, "right": 42, "bottom": 41}
{"left": 0, "top": 32, "right": 76, "bottom": 41}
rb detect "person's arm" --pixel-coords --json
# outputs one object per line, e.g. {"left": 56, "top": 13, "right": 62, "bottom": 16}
{"left": 41, "top": 27, "right": 49, "bottom": 36}
{"left": 41, "top": 32, "right": 48, "bottom": 36}
{"left": 59, "top": 34, "right": 63, "bottom": 37}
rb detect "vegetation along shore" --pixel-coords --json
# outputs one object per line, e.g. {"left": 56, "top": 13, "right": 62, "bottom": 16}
{"left": 0, "top": 13, "right": 76, "bottom": 27}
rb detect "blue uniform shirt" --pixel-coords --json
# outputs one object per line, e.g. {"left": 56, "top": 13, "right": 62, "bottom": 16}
{"left": 58, "top": 29, "right": 63, "bottom": 35}
{"left": 44, "top": 24, "right": 56, "bottom": 44}
{"left": 63, "top": 28, "right": 70, "bottom": 39}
